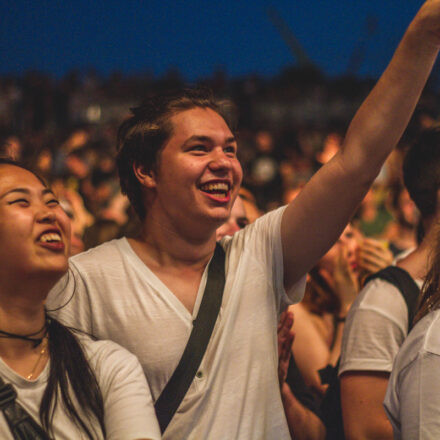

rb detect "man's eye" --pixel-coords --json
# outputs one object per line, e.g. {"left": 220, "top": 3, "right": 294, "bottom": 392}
{"left": 224, "top": 146, "right": 236, "bottom": 155}
{"left": 191, "top": 145, "right": 208, "bottom": 152}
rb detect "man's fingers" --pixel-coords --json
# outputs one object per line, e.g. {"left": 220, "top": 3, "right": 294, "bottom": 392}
{"left": 277, "top": 310, "right": 287, "bottom": 333}
{"left": 284, "top": 310, "right": 294, "bottom": 330}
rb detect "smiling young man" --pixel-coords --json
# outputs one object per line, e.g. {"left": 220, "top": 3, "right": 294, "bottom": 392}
{"left": 47, "top": 2, "right": 440, "bottom": 438}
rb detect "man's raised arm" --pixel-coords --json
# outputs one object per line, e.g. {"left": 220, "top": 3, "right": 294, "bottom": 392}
{"left": 281, "top": 0, "right": 440, "bottom": 291}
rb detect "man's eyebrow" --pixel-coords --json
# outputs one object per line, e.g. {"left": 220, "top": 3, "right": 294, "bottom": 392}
{"left": 183, "top": 135, "right": 237, "bottom": 145}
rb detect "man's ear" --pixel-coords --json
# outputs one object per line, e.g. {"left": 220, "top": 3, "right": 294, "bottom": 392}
{"left": 133, "top": 162, "right": 156, "bottom": 188}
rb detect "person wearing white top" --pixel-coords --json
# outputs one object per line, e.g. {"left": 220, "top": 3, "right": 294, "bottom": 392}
{"left": 0, "top": 158, "right": 160, "bottom": 440}
{"left": 49, "top": 3, "right": 440, "bottom": 437}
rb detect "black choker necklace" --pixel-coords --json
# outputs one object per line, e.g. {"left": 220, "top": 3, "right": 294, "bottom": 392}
{"left": 0, "top": 318, "right": 49, "bottom": 348}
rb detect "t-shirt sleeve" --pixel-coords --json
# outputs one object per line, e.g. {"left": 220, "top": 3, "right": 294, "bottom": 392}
{"left": 270, "top": 206, "right": 306, "bottom": 306}
{"left": 339, "top": 279, "right": 408, "bottom": 375}
{"left": 229, "top": 206, "right": 306, "bottom": 308}
{"left": 92, "top": 340, "right": 161, "bottom": 440}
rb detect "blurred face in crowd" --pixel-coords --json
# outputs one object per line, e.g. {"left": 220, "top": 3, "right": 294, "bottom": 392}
{"left": 59, "top": 198, "right": 85, "bottom": 256}
{"left": 398, "top": 188, "right": 418, "bottom": 228}
{"left": 4, "top": 136, "right": 22, "bottom": 161}
{"left": 338, "top": 223, "right": 361, "bottom": 273}
{"left": 316, "top": 132, "right": 341, "bottom": 164}
{"left": 216, "top": 196, "right": 249, "bottom": 240}
{"left": 65, "top": 154, "right": 90, "bottom": 179}
{"left": 36, "top": 149, "right": 53, "bottom": 174}
{"left": 144, "top": 107, "right": 243, "bottom": 232}
{"left": 238, "top": 187, "right": 261, "bottom": 224}
{"left": 255, "top": 131, "right": 273, "bottom": 153}
{"left": 319, "top": 223, "right": 360, "bottom": 275}
{"left": 0, "top": 164, "right": 70, "bottom": 283}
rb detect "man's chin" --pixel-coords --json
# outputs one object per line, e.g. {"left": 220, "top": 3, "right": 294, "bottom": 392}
{"left": 204, "top": 211, "right": 231, "bottom": 229}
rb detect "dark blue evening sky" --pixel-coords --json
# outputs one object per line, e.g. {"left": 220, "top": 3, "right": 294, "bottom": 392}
{"left": 0, "top": 1, "right": 423, "bottom": 80}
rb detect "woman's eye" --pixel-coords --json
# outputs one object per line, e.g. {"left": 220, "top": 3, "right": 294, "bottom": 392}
{"left": 46, "top": 199, "right": 60, "bottom": 207}
{"left": 9, "top": 199, "right": 29, "bottom": 206}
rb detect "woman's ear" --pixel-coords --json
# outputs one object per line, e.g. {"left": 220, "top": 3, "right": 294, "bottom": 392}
{"left": 133, "top": 162, "right": 156, "bottom": 188}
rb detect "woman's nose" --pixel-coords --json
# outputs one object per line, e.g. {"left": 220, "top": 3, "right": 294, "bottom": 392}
{"left": 37, "top": 207, "right": 57, "bottom": 223}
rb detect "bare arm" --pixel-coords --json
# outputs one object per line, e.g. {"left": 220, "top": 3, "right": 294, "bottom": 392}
{"left": 290, "top": 243, "right": 356, "bottom": 392}
{"left": 282, "top": 0, "right": 440, "bottom": 290}
{"left": 290, "top": 304, "right": 341, "bottom": 394}
{"left": 281, "top": 382, "right": 326, "bottom": 440}
{"left": 340, "top": 372, "right": 393, "bottom": 440}
{"left": 278, "top": 310, "right": 326, "bottom": 439}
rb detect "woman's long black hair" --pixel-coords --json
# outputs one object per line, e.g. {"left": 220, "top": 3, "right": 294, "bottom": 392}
{"left": 41, "top": 316, "right": 106, "bottom": 439}
{"left": 0, "top": 157, "right": 105, "bottom": 439}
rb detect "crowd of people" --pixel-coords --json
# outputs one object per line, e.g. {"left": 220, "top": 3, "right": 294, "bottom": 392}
{"left": 2, "top": 1, "right": 440, "bottom": 439}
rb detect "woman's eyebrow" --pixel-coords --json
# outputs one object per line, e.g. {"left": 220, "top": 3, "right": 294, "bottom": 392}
{"left": 42, "top": 188, "right": 55, "bottom": 197}
{"left": 0, "top": 188, "right": 54, "bottom": 199}
{"left": 0, "top": 188, "right": 31, "bottom": 199}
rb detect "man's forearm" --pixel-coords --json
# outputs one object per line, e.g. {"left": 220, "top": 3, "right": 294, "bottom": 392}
{"left": 342, "top": 1, "right": 440, "bottom": 180}
{"left": 281, "top": 1, "right": 440, "bottom": 289}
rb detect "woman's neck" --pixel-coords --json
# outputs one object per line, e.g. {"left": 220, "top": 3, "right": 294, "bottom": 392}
{"left": 0, "top": 280, "right": 48, "bottom": 353}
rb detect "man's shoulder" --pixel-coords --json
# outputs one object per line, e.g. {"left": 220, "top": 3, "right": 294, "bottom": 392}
{"left": 70, "top": 237, "right": 127, "bottom": 268}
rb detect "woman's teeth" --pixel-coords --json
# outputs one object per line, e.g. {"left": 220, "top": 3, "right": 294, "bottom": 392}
{"left": 39, "top": 232, "right": 61, "bottom": 243}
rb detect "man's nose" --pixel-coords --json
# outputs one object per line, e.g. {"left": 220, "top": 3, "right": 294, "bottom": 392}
{"left": 209, "top": 149, "right": 231, "bottom": 171}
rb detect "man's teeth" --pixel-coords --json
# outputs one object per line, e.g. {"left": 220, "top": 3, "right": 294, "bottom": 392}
{"left": 201, "top": 183, "right": 229, "bottom": 193}
{"left": 40, "top": 233, "right": 62, "bottom": 243}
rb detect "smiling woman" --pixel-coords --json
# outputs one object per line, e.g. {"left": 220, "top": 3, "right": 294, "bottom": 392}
{"left": 0, "top": 164, "right": 70, "bottom": 282}
{"left": 0, "top": 157, "right": 160, "bottom": 440}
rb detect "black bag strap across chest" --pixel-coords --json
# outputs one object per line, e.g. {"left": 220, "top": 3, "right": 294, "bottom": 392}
{"left": 154, "top": 243, "right": 226, "bottom": 434}
{"left": 0, "top": 376, "right": 50, "bottom": 440}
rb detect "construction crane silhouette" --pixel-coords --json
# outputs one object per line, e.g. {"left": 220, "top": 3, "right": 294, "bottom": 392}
{"left": 266, "top": 7, "right": 318, "bottom": 71}
{"left": 346, "top": 15, "right": 378, "bottom": 76}
{"left": 267, "top": 6, "right": 378, "bottom": 77}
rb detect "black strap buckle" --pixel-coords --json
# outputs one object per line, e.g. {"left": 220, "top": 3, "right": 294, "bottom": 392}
{"left": 0, "top": 383, "right": 17, "bottom": 409}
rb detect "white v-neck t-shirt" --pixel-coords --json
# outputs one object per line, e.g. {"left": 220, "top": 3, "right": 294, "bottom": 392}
{"left": 47, "top": 206, "right": 306, "bottom": 439}
{"left": 0, "top": 336, "right": 160, "bottom": 440}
